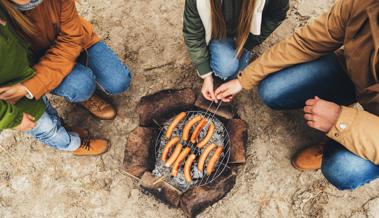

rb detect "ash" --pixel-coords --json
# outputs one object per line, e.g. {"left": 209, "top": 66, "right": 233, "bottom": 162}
{"left": 153, "top": 111, "right": 230, "bottom": 192}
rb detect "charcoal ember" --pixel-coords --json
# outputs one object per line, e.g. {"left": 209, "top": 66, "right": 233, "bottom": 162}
{"left": 194, "top": 95, "right": 234, "bottom": 119}
{"left": 180, "top": 172, "right": 236, "bottom": 218}
{"left": 140, "top": 172, "right": 182, "bottom": 207}
{"left": 226, "top": 119, "right": 248, "bottom": 164}
{"left": 136, "top": 88, "right": 196, "bottom": 127}
{"left": 123, "top": 127, "right": 158, "bottom": 178}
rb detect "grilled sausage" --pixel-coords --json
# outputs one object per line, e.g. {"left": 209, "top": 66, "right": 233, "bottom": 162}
{"left": 190, "top": 118, "right": 208, "bottom": 144}
{"left": 198, "top": 143, "right": 217, "bottom": 172}
{"left": 171, "top": 147, "right": 191, "bottom": 176}
{"left": 184, "top": 154, "right": 196, "bottom": 182}
{"left": 206, "top": 146, "right": 224, "bottom": 175}
{"left": 165, "top": 143, "right": 183, "bottom": 167}
{"left": 161, "top": 137, "right": 180, "bottom": 162}
{"left": 182, "top": 115, "right": 202, "bottom": 141}
{"left": 197, "top": 122, "right": 215, "bottom": 148}
{"left": 165, "top": 112, "right": 186, "bottom": 139}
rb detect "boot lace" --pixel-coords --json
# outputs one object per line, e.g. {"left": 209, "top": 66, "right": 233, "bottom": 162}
{"left": 80, "top": 137, "right": 91, "bottom": 151}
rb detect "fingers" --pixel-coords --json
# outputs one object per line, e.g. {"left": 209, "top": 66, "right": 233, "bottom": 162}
{"left": 214, "top": 84, "right": 227, "bottom": 97}
{"left": 307, "top": 121, "right": 315, "bottom": 128}
{"left": 202, "top": 90, "right": 213, "bottom": 101}
{"left": 209, "top": 89, "right": 218, "bottom": 103}
{"left": 305, "top": 99, "right": 317, "bottom": 106}
{"left": 314, "top": 96, "right": 320, "bottom": 100}
{"left": 26, "top": 114, "right": 36, "bottom": 121}
{"left": 303, "top": 106, "right": 313, "bottom": 114}
{"left": 304, "top": 113, "right": 314, "bottom": 121}
{"left": 0, "top": 87, "right": 10, "bottom": 95}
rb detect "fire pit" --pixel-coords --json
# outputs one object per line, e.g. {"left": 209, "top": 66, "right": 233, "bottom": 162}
{"left": 123, "top": 88, "right": 248, "bottom": 217}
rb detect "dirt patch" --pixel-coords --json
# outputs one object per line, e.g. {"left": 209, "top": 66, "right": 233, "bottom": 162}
{"left": 1, "top": 0, "right": 379, "bottom": 217}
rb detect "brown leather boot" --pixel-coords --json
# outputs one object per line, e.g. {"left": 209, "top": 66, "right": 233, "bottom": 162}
{"left": 73, "top": 137, "right": 109, "bottom": 156}
{"left": 291, "top": 143, "right": 326, "bottom": 170}
{"left": 80, "top": 95, "right": 116, "bottom": 120}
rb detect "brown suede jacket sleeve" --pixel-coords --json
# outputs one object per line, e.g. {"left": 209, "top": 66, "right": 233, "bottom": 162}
{"left": 23, "top": 0, "right": 85, "bottom": 99}
{"left": 238, "top": 0, "right": 379, "bottom": 164}
{"left": 237, "top": 0, "right": 350, "bottom": 89}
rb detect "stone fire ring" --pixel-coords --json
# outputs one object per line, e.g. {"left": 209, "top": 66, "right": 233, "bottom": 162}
{"left": 123, "top": 88, "right": 248, "bottom": 218}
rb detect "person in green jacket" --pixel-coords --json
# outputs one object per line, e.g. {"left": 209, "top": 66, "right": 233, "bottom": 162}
{"left": 0, "top": 3, "right": 108, "bottom": 156}
{"left": 183, "top": 0, "right": 289, "bottom": 102}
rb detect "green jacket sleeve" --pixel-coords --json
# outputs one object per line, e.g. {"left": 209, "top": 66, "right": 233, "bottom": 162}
{"left": 0, "top": 100, "right": 24, "bottom": 130}
{"left": 245, "top": 0, "right": 290, "bottom": 50}
{"left": 183, "top": 0, "right": 212, "bottom": 77}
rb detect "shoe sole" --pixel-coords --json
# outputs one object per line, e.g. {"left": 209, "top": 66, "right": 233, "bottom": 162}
{"left": 290, "top": 153, "right": 321, "bottom": 171}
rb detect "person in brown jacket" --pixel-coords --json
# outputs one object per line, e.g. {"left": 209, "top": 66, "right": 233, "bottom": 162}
{"left": 0, "top": 0, "right": 132, "bottom": 155}
{"left": 214, "top": 0, "right": 379, "bottom": 190}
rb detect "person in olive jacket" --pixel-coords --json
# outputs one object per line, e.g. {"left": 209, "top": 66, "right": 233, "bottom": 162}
{"left": 0, "top": 4, "right": 108, "bottom": 156}
{"left": 183, "top": 0, "right": 289, "bottom": 101}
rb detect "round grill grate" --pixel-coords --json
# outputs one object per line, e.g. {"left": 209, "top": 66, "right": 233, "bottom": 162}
{"left": 153, "top": 111, "right": 231, "bottom": 192}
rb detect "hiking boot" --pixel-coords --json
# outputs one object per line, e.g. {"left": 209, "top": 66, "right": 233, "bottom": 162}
{"left": 80, "top": 95, "right": 116, "bottom": 120}
{"left": 73, "top": 137, "right": 109, "bottom": 156}
{"left": 291, "top": 143, "right": 326, "bottom": 170}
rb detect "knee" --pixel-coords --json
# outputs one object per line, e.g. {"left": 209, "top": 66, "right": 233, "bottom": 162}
{"left": 101, "top": 67, "right": 132, "bottom": 95}
{"left": 211, "top": 57, "right": 239, "bottom": 80}
{"left": 63, "top": 67, "right": 96, "bottom": 102}
{"left": 321, "top": 149, "right": 369, "bottom": 190}
{"left": 258, "top": 80, "right": 283, "bottom": 110}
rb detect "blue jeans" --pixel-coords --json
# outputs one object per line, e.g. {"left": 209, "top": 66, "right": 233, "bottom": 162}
{"left": 27, "top": 97, "right": 81, "bottom": 151}
{"left": 209, "top": 38, "right": 253, "bottom": 80}
{"left": 52, "top": 41, "right": 132, "bottom": 102}
{"left": 258, "top": 54, "right": 379, "bottom": 190}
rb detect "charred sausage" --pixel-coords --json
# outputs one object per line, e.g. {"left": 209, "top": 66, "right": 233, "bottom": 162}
{"left": 206, "top": 146, "right": 224, "bottom": 175}
{"left": 165, "top": 143, "right": 183, "bottom": 167}
{"left": 198, "top": 143, "right": 217, "bottom": 172}
{"left": 171, "top": 147, "right": 191, "bottom": 176}
{"left": 197, "top": 122, "right": 215, "bottom": 148}
{"left": 184, "top": 154, "right": 196, "bottom": 182}
{"left": 182, "top": 115, "right": 202, "bottom": 141}
{"left": 161, "top": 137, "right": 180, "bottom": 162}
{"left": 165, "top": 112, "right": 186, "bottom": 139}
{"left": 190, "top": 118, "right": 208, "bottom": 144}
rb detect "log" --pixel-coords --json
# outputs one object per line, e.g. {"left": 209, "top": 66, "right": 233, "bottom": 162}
{"left": 194, "top": 94, "right": 234, "bottom": 120}
{"left": 180, "top": 172, "right": 236, "bottom": 218}
{"left": 226, "top": 119, "right": 248, "bottom": 164}
{"left": 123, "top": 127, "right": 158, "bottom": 178}
{"left": 140, "top": 172, "right": 182, "bottom": 207}
{"left": 136, "top": 88, "right": 196, "bottom": 127}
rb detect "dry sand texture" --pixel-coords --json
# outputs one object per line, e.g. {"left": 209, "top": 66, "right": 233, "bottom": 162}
{"left": 1, "top": 0, "right": 379, "bottom": 217}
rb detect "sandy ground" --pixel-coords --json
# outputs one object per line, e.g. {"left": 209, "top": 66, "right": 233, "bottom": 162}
{"left": 1, "top": 0, "right": 379, "bottom": 217}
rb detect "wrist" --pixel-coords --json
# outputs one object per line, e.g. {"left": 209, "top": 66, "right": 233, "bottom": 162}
{"left": 21, "top": 83, "right": 34, "bottom": 99}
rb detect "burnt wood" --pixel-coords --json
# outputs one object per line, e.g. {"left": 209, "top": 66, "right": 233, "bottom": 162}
{"left": 123, "top": 127, "right": 158, "bottom": 178}
{"left": 140, "top": 172, "right": 182, "bottom": 207}
{"left": 194, "top": 94, "right": 234, "bottom": 120}
{"left": 226, "top": 119, "right": 248, "bottom": 164}
{"left": 180, "top": 172, "right": 236, "bottom": 218}
{"left": 136, "top": 88, "right": 196, "bottom": 127}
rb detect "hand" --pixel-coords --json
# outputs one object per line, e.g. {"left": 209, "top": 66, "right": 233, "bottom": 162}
{"left": 303, "top": 96, "right": 341, "bottom": 132}
{"left": 214, "top": 79, "right": 242, "bottom": 102}
{"left": 202, "top": 75, "right": 217, "bottom": 102}
{"left": 15, "top": 113, "right": 36, "bottom": 131}
{"left": 0, "top": 83, "right": 29, "bottom": 104}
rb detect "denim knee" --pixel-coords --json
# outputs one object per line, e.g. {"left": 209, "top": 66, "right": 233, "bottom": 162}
{"left": 52, "top": 64, "right": 96, "bottom": 102}
{"left": 258, "top": 80, "right": 283, "bottom": 110}
{"left": 321, "top": 145, "right": 379, "bottom": 190}
{"left": 98, "top": 67, "right": 132, "bottom": 95}
{"left": 211, "top": 58, "right": 239, "bottom": 80}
